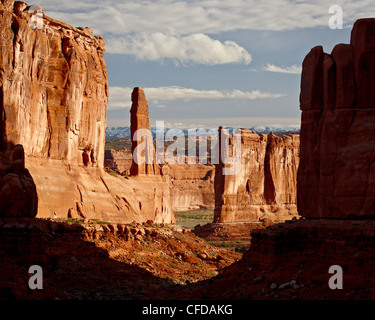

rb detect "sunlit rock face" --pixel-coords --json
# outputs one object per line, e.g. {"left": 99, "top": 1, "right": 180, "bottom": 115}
{"left": 0, "top": 2, "right": 174, "bottom": 224}
{"left": 214, "top": 127, "right": 300, "bottom": 223}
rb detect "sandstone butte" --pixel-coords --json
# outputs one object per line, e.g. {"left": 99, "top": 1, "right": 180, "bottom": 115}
{"left": 213, "top": 127, "right": 300, "bottom": 223}
{"left": 0, "top": 1, "right": 174, "bottom": 224}
{"left": 298, "top": 18, "right": 375, "bottom": 219}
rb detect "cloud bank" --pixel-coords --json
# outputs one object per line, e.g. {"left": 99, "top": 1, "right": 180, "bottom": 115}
{"left": 106, "top": 33, "right": 252, "bottom": 65}
{"left": 37, "top": 0, "right": 375, "bottom": 65}
{"left": 40, "top": 0, "right": 375, "bottom": 34}
{"left": 108, "top": 86, "right": 287, "bottom": 110}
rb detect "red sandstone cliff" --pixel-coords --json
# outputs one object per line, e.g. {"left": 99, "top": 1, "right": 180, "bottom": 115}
{"left": 214, "top": 128, "right": 300, "bottom": 223}
{"left": 298, "top": 18, "right": 375, "bottom": 219}
{"left": 105, "top": 149, "right": 133, "bottom": 175}
{"left": 0, "top": 1, "right": 107, "bottom": 166}
{"left": 168, "top": 163, "right": 215, "bottom": 211}
{"left": 0, "top": 1, "right": 174, "bottom": 223}
{"left": 105, "top": 148, "right": 215, "bottom": 212}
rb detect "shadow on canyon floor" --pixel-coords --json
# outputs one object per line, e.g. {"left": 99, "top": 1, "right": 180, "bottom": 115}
{"left": 0, "top": 218, "right": 243, "bottom": 300}
{"left": 4, "top": 217, "right": 375, "bottom": 300}
{"left": 0, "top": 219, "right": 181, "bottom": 300}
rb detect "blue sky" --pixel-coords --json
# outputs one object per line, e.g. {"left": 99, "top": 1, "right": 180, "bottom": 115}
{"left": 35, "top": 0, "right": 374, "bottom": 129}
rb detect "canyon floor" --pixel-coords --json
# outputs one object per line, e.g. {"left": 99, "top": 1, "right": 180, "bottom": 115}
{"left": 3, "top": 216, "right": 375, "bottom": 301}
{"left": 0, "top": 217, "right": 242, "bottom": 300}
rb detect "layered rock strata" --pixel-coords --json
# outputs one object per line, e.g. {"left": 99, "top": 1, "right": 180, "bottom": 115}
{"left": 104, "top": 149, "right": 132, "bottom": 175}
{"left": 104, "top": 150, "right": 215, "bottom": 211}
{"left": 168, "top": 163, "right": 215, "bottom": 211}
{"left": 214, "top": 128, "right": 300, "bottom": 223}
{"left": 298, "top": 18, "right": 375, "bottom": 218}
{"left": 0, "top": 1, "right": 174, "bottom": 223}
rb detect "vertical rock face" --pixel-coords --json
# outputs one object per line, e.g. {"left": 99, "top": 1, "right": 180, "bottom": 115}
{"left": 130, "top": 87, "right": 160, "bottom": 176}
{"left": 0, "top": 1, "right": 174, "bottom": 223}
{"left": 0, "top": 1, "right": 107, "bottom": 167}
{"left": 214, "top": 128, "right": 299, "bottom": 223}
{"left": 168, "top": 163, "right": 215, "bottom": 211}
{"left": 104, "top": 147, "right": 215, "bottom": 211}
{"left": 298, "top": 18, "right": 375, "bottom": 218}
{"left": 105, "top": 149, "right": 133, "bottom": 175}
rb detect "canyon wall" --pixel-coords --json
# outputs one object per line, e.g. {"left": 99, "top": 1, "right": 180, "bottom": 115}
{"left": 298, "top": 18, "right": 375, "bottom": 218}
{"left": 105, "top": 149, "right": 132, "bottom": 175}
{"left": 214, "top": 128, "right": 299, "bottom": 223}
{"left": 104, "top": 150, "right": 215, "bottom": 212}
{"left": 0, "top": 1, "right": 107, "bottom": 166}
{"left": 0, "top": 1, "right": 174, "bottom": 223}
{"left": 168, "top": 163, "right": 215, "bottom": 211}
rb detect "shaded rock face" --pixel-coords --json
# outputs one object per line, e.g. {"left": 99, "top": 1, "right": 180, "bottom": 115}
{"left": 214, "top": 128, "right": 300, "bottom": 223}
{"left": 298, "top": 18, "right": 375, "bottom": 218}
{"left": 0, "top": 2, "right": 174, "bottom": 224}
{"left": 0, "top": 144, "right": 37, "bottom": 217}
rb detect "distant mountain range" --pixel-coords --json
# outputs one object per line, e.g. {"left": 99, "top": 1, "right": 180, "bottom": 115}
{"left": 105, "top": 125, "right": 300, "bottom": 138}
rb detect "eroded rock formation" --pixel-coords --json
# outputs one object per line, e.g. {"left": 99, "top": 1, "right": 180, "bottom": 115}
{"left": 0, "top": 1, "right": 174, "bottom": 223}
{"left": 130, "top": 87, "right": 161, "bottom": 176}
{"left": 105, "top": 149, "right": 132, "bottom": 175}
{"left": 104, "top": 150, "right": 215, "bottom": 211}
{"left": 170, "top": 19, "right": 375, "bottom": 301}
{"left": 298, "top": 18, "right": 375, "bottom": 218}
{"left": 168, "top": 163, "right": 215, "bottom": 211}
{"left": 0, "top": 1, "right": 107, "bottom": 166}
{"left": 214, "top": 128, "right": 300, "bottom": 223}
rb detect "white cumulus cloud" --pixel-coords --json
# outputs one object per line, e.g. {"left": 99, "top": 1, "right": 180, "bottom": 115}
{"left": 262, "top": 64, "right": 302, "bottom": 74}
{"left": 106, "top": 33, "right": 252, "bottom": 65}
{"left": 36, "top": 0, "right": 375, "bottom": 65}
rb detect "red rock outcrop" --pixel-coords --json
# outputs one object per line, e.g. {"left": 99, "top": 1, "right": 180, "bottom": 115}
{"left": 0, "top": 1, "right": 107, "bottom": 166}
{"left": 168, "top": 163, "right": 215, "bottom": 211}
{"left": 104, "top": 148, "right": 215, "bottom": 211}
{"left": 214, "top": 128, "right": 300, "bottom": 223}
{"left": 0, "top": 1, "right": 174, "bottom": 223}
{"left": 105, "top": 149, "right": 132, "bottom": 175}
{"left": 130, "top": 87, "right": 160, "bottom": 176}
{"left": 298, "top": 18, "right": 375, "bottom": 218}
